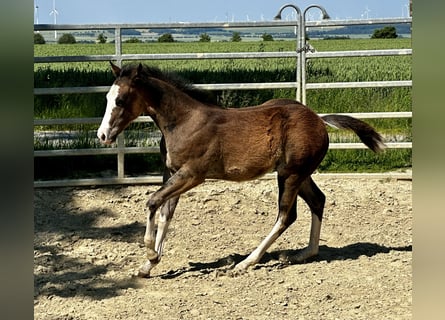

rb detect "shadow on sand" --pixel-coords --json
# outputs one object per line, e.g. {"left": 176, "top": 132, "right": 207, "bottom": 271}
{"left": 34, "top": 188, "right": 146, "bottom": 300}
{"left": 159, "top": 242, "right": 412, "bottom": 279}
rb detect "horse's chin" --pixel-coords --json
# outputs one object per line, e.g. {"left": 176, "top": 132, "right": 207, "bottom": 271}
{"left": 103, "top": 139, "right": 115, "bottom": 145}
{"left": 105, "top": 135, "right": 117, "bottom": 145}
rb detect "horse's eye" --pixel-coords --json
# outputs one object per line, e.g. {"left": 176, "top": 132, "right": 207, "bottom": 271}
{"left": 115, "top": 98, "right": 124, "bottom": 107}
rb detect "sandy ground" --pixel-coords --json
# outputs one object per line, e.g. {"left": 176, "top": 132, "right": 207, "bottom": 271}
{"left": 34, "top": 175, "right": 412, "bottom": 319}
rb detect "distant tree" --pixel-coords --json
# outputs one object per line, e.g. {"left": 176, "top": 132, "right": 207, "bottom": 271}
{"left": 231, "top": 32, "right": 242, "bottom": 42}
{"left": 371, "top": 26, "right": 398, "bottom": 39}
{"left": 97, "top": 33, "right": 107, "bottom": 44}
{"left": 261, "top": 33, "right": 274, "bottom": 41}
{"left": 199, "top": 33, "right": 211, "bottom": 42}
{"left": 125, "top": 37, "right": 142, "bottom": 43}
{"left": 58, "top": 33, "right": 76, "bottom": 44}
{"left": 34, "top": 32, "right": 45, "bottom": 44}
{"left": 158, "top": 33, "right": 175, "bottom": 43}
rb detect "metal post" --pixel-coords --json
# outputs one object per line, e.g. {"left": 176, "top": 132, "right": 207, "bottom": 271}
{"left": 114, "top": 27, "right": 122, "bottom": 66}
{"left": 300, "top": 22, "right": 307, "bottom": 105}
{"left": 296, "top": 20, "right": 302, "bottom": 102}
{"left": 301, "top": 5, "right": 330, "bottom": 105}
{"left": 117, "top": 134, "right": 125, "bottom": 179}
{"left": 114, "top": 27, "right": 125, "bottom": 179}
{"left": 274, "top": 4, "right": 302, "bottom": 102}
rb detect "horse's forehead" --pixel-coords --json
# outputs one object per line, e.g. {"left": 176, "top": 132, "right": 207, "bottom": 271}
{"left": 106, "top": 83, "right": 121, "bottom": 100}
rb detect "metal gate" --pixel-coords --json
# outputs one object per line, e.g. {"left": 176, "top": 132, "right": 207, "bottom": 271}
{"left": 34, "top": 17, "right": 412, "bottom": 187}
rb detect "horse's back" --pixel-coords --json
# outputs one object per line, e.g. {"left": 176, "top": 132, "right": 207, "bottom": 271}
{"left": 227, "top": 99, "right": 327, "bottom": 139}
{"left": 207, "top": 99, "right": 328, "bottom": 180}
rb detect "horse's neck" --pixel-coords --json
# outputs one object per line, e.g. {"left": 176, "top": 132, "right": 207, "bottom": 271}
{"left": 144, "top": 82, "right": 202, "bottom": 134}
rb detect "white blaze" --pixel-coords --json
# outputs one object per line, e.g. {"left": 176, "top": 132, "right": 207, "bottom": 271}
{"left": 97, "top": 84, "right": 120, "bottom": 142}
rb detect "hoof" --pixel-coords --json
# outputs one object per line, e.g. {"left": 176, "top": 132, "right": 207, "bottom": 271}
{"left": 135, "top": 268, "right": 151, "bottom": 278}
{"left": 287, "top": 251, "right": 319, "bottom": 265}
{"left": 229, "top": 261, "right": 250, "bottom": 277}
{"left": 136, "top": 260, "right": 157, "bottom": 278}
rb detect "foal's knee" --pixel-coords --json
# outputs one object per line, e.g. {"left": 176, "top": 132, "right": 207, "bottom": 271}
{"left": 146, "top": 194, "right": 163, "bottom": 218}
{"left": 146, "top": 201, "right": 158, "bottom": 218}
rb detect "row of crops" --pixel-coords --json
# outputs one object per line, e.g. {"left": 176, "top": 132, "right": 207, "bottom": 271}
{"left": 34, "top": 38, "right": 412, "bottom": 180}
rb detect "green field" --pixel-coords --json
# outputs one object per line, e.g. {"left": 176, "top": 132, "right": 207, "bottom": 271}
{"left": 34, "top": 39, "right": 411, "bottom": 83}
{"left": 34, "top": 39, "right": 412, "bottom": 179}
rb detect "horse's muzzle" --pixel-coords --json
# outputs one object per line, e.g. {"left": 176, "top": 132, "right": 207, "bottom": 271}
{"left": 97, "top": 129, "right": 115, "bottom": 145}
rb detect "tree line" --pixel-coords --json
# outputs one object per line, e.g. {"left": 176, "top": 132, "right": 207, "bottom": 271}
{"left": 34, "top": 26, "right": 399, "bottom": 45}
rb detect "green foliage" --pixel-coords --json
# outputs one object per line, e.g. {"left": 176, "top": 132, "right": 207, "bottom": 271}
{"left": 158, "top": 33, "right": 174, "bottom": 43}
{"left": 34, "top": 32, "right": 45, "bottom": 44}
{"left": 231, "top": 32, "right": 242, "bottom": 42}
{"left": 371, "top": 26, "right": 398, "bottom": 39}
{"left": 58, "top": 33, "right": 76, "bottom": 44}
{"left": 199, "top": 33, "right": 211, "bottom": 42}
{"left": 318, "top": 149, "right": 412, "bottom": 173}
{"left": 125, "top": 37, "right": 142, "bottom": 43}
{"left": 97, "top": 33, "right": 107, "bottom": 44}
{"left": 262, "top": 33, "right": 274, "bottom": 41}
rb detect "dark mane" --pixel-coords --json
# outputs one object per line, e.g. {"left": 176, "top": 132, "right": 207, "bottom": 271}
{"left": 120, "top": 64, "right": 218, "bottom": 106}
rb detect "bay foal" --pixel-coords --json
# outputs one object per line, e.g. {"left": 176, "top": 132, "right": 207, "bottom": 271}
{"left": 97, "top": 62, "right": 385, "bottom": 277}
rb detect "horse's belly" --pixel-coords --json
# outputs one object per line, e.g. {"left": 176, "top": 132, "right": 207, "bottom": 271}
{"left": 224, "top": 164, "right": 273, "bottom": 181}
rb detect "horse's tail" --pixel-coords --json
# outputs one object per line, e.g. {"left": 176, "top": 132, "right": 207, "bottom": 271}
{"left": 320, "top": 114, "right": 386, "bottom": 153}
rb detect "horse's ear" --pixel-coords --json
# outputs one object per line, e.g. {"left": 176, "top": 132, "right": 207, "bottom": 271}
{"left": 110, "top": 61, "right": 121, "bottom": 77}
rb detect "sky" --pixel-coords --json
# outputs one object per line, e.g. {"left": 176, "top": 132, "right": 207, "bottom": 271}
{"left": 34, "top": 0, "right": 411, "bottom": 25}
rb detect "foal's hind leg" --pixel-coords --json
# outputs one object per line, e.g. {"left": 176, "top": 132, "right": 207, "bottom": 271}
{"left": 287, "top": 177, "right": 325, "bottom": 264}
{"left": 233, "top": 174, "right": 301, "bottom": 272}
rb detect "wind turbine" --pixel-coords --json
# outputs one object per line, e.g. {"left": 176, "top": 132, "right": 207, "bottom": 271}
{"left": 361, "top": 6, "right": 371, "bottom": 19}
{"left": 402, "top": 4, "right": 410, "bottom": 17}
{"left": 49, "top": 0, "right": 59, "bottom": 39}
{"left": 34, "top": 2, "right": 39, "bottom": 24}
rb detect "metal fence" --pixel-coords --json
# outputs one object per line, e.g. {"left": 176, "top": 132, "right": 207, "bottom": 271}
{"left": 34, "top": 17, "right": 412, "bottom": 187}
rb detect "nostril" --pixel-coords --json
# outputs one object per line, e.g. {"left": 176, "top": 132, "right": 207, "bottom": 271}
{"left": 98, "top": 132, "right": 106, "bottom": 142}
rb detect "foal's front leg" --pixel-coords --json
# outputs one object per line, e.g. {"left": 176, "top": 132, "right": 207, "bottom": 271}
{"left": 138, "top": 196, "right": 179, "bottom": 277}
{"left": 140, "top": 166, "right": 178, "bottom": 271}
{"left": 137, "top": 168, "right": 203, "bottom": 277}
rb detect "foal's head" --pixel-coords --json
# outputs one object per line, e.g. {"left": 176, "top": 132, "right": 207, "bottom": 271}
{"left": 97, "top": 62, "right": 218, "bottom": 144}
{"left": 97, "top": 62, "right": 149, "bottom": 144}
